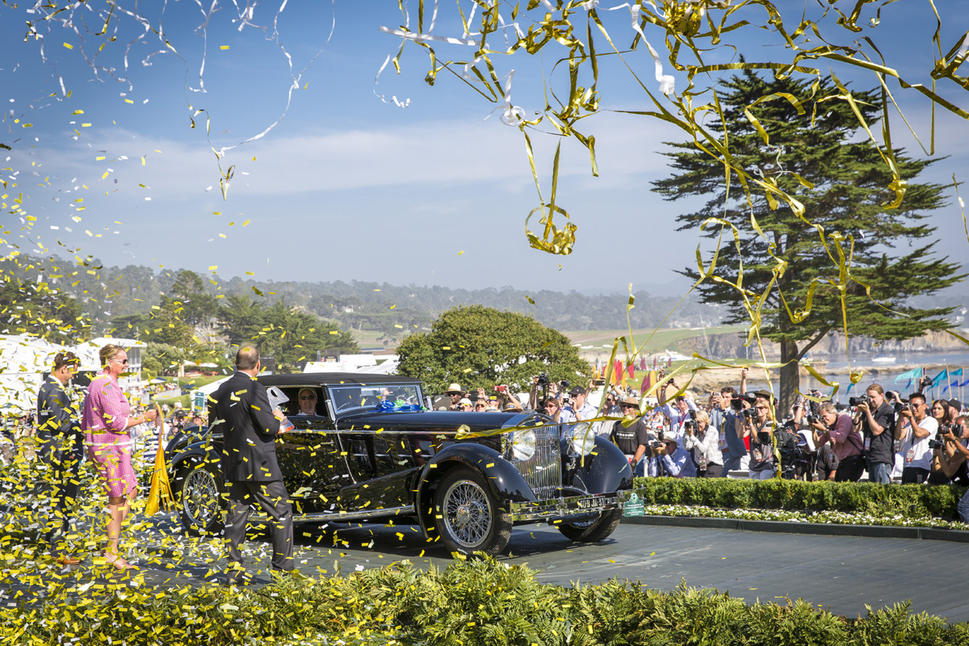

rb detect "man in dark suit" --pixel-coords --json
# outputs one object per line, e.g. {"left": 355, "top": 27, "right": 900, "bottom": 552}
{"left": 36, "top": 351, "right": 83, "bottom": 565}
{"left": 209, "top": 344, "right": 294, "bottom": 580}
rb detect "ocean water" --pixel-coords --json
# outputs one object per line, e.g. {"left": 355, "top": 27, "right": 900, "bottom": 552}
{"left": 752, "top": 351, "right": 969, "bottom": 403}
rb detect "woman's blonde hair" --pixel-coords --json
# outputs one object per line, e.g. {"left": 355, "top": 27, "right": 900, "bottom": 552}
{"left": 99, "top": 344, "right": 124, "bottom": 368}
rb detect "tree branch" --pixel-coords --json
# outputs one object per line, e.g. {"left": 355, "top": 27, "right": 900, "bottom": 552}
{"left": 795, "top": 325, "right": 833, "bottom": 361}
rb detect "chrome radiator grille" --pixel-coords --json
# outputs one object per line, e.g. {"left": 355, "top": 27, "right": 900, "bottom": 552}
{"left": 507, "top": 423, "right": 562, "bottom": 499}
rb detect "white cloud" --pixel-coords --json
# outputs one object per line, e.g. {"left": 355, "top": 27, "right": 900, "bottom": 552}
{"left": 8, "top": 110, "right": 683, "bottom": 202}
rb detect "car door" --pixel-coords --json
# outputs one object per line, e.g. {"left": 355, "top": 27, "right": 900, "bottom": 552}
{"left": 273, "top": 387, "right": 351, "bottom": 513}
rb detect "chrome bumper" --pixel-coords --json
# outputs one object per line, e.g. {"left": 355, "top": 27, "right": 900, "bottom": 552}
{"left": 507, "top": 490, "right": 632, "bottom": 523}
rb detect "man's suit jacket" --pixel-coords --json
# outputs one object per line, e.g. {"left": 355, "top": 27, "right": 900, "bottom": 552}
{"left": 37, "top": 376, "right": 81, "bottom": 437}
{"left": 209, "top": 371, "right": 282, "bottom": 482}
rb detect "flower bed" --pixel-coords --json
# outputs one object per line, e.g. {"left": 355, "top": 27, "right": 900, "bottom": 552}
{"left": 630, "top": 477, "right": 968, "bottom": 526}
{"left": 634, "top": 504, "right": 969, "bottom": 529}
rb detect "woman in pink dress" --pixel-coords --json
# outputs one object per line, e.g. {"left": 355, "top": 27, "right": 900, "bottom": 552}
{"left": 82, "top": 344, "right": 157, "bottom": 570}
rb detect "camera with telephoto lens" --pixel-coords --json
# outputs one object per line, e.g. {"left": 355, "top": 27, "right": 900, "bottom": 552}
{"left": 930, "top": 423, "right": 964, "bottom": 449}
{"left": 536, "top": 373, "right": 550, "bottom": 387}
{"left": 741, "top": 407, "right": 757, "bottom": 419}
{"left": 806, "top": 413, "right": 819, "bottom": 425}
{"left": 683, "top": 419, "right": 695, "bottom": 433}
{"left": 559, "top": 379, "right": 570, "bottom": 391}
{"left": 892, "top": 400, "right": 908, "bottom": 415}
{"left": 647, "top": 439, "right": 665, "bottom": 457}
{"left": 917, "top": 375, "right": 933, "bottom": 393}
{"left": 848, "top": 396, "right": 866, "bottom": 407}
{"left": 731, "top": 392, "right": 756, "bottom": 411}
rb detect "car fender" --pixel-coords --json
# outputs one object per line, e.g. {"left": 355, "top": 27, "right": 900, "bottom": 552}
{"left": 568, "top": 435, "right": 634, "bottom": 494}
{"left": 414, "top": 442, "right": 536, "bottom": 537}
{"left": 169, "top": 441, "right": 221, "bottom": 485}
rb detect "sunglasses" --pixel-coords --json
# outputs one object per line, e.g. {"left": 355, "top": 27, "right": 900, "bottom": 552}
{"left": 111, "top": 357, "right": 129, "bottom": 365}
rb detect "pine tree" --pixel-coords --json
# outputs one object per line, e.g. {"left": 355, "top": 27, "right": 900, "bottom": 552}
{"left": 652, "top": 70, "right": 963, "bottom": 409}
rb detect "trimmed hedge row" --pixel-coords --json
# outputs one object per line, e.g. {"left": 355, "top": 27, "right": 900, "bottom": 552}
{"left": 5, "top": 556, "right": 969, "bottom": 645}
{"left": 631, "top": 476, "right": 967, "bottom": 520}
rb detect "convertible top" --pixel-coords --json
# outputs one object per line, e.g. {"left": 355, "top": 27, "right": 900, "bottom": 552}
{"left": 256, "top": 372, "right": 423, "bottom": 387}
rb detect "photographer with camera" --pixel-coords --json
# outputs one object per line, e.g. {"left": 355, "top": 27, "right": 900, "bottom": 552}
{"left": 657, "top": 431, "right": 697, "bottom": 478}
{"left": 721, "top": 388, "right": 751, "bottom": 475}
{"left": 707, "top": 391, "right": 726, "bottom": 438}
{"left": 529, "top": 374, "right": 563, "bottom": 412}
{"left": 809, "top": 402, "right": 865, "bottom": 481}
{"left": 658, "top": 378, "right": 698, "bottom": 450}
{"left": 851, "top": 384, "right": 896, "bottom": 484}
{"left": 928, "top": 412, "right": 968, "bottom": 485}
{"left": 564, "top": 385, "right": 596, "bottom": 423}
{"left": 683, "top": 409, "right": 724, "bottom": 477}
{"left": 935, "top": 416, "right": 969, "bottom": 522}
{"left": 491, "top": 384, "right": 524, "bottom": 413}
{"left": 601, "top": 390, "right": 623, "bottom": 417}
{"left": 735, "top": 392, "right": 776, "bottom": 480}
{"left": 896, "top": 392, "right": 939, "bottom": 484}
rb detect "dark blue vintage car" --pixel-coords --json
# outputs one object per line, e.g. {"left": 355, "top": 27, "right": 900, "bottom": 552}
{"left": 169, "top": 372, "right": 632, "bottom": 556}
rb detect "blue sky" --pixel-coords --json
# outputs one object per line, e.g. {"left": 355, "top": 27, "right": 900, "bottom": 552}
{"left": 2, "top": 1, "right": 968, "bottom": 299}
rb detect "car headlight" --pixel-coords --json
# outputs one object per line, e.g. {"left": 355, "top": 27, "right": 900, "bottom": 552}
{"left": 569, "top": 422, "right": 596, "bottom": 457}
{"left": 509, "top": 430, "right": 536, "bottom": 461}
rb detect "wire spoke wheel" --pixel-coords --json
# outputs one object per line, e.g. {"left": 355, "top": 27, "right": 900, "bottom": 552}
{"left": 432, "top": 467, "right": 510, "bottom": 555}
{"left": 442, "top": 480, "right": 494, "bottom": 548}
{"left": 180, "top": 464, "right": 223, "bottom": 534}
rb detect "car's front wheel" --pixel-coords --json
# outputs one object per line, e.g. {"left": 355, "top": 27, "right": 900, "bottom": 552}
{"left": 433, "top": 467, "right": 511, "bottom": 556}
{"left": 557, "top": 508, "right": 621, "bottom": 543}
{"left": 177, "top": 460, "right": 225, "bottom": 536}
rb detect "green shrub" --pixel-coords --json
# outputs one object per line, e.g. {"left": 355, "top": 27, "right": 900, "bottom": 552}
{"left": 5, "top": 556, "right": 969, "bottom": 645}
{"left": 632, "top": 477, "right": 966, "bottom": 520}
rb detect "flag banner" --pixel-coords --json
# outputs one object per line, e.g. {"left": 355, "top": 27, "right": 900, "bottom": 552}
{"left": 930, "top": 369, "right": 949, "bottom": 388}
{"left": 614, "top": 359, "right": 623, "bottom": 385}
{"left": 145, "top": 411, "right": 174, "bottom": 516}
{"left": 894, "top": 367, "right": 923, "bottom": 382}
{"left": 640, "top": 370, "right": 657, "bottom": 395}
{"left": 627, "top": 363, "right": 635, "bottom": 379}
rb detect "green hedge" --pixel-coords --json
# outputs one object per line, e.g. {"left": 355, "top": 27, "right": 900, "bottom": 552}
{"left": 632, "top": 477, "right": 966, "bottom": 520}
{"left": 5, "top": 557, "right": 969, "bottom": 645}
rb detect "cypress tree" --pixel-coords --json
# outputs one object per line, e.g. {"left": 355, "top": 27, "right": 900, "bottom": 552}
{"left": 652, "top": 70, "right": 963, "bottom": 409}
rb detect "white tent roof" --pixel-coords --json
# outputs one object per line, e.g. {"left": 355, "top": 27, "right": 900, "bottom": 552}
{"left": 194, "top": 376, "right": 231, "bottom": 397}
{"left": 0, "top": 334, "right": 141, "bottom": 415}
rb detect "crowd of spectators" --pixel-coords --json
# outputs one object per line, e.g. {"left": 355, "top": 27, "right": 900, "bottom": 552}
{"left": 438, "top": 369, "right": 969, "bottom": 491}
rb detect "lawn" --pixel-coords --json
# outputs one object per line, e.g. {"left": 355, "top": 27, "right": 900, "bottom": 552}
{"left": 564, "top": 325, "right": 745, "bottom": 353}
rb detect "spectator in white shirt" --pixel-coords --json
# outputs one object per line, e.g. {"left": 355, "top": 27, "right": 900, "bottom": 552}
{"left": 565, "top": 386, "right": 596, "bottom": 422}
{"left": 683, "top": 409, "right": 724, "bottom": 477}
{"left": 657, "top": 380, "right": 698, "bottom": 449}
{"left": 897, "top": 393, "right": 939, "bottom": 484}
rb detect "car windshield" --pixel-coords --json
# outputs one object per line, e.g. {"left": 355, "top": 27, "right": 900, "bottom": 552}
{"left": 329, "top": 383, "right": 424, "bottom": 414}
